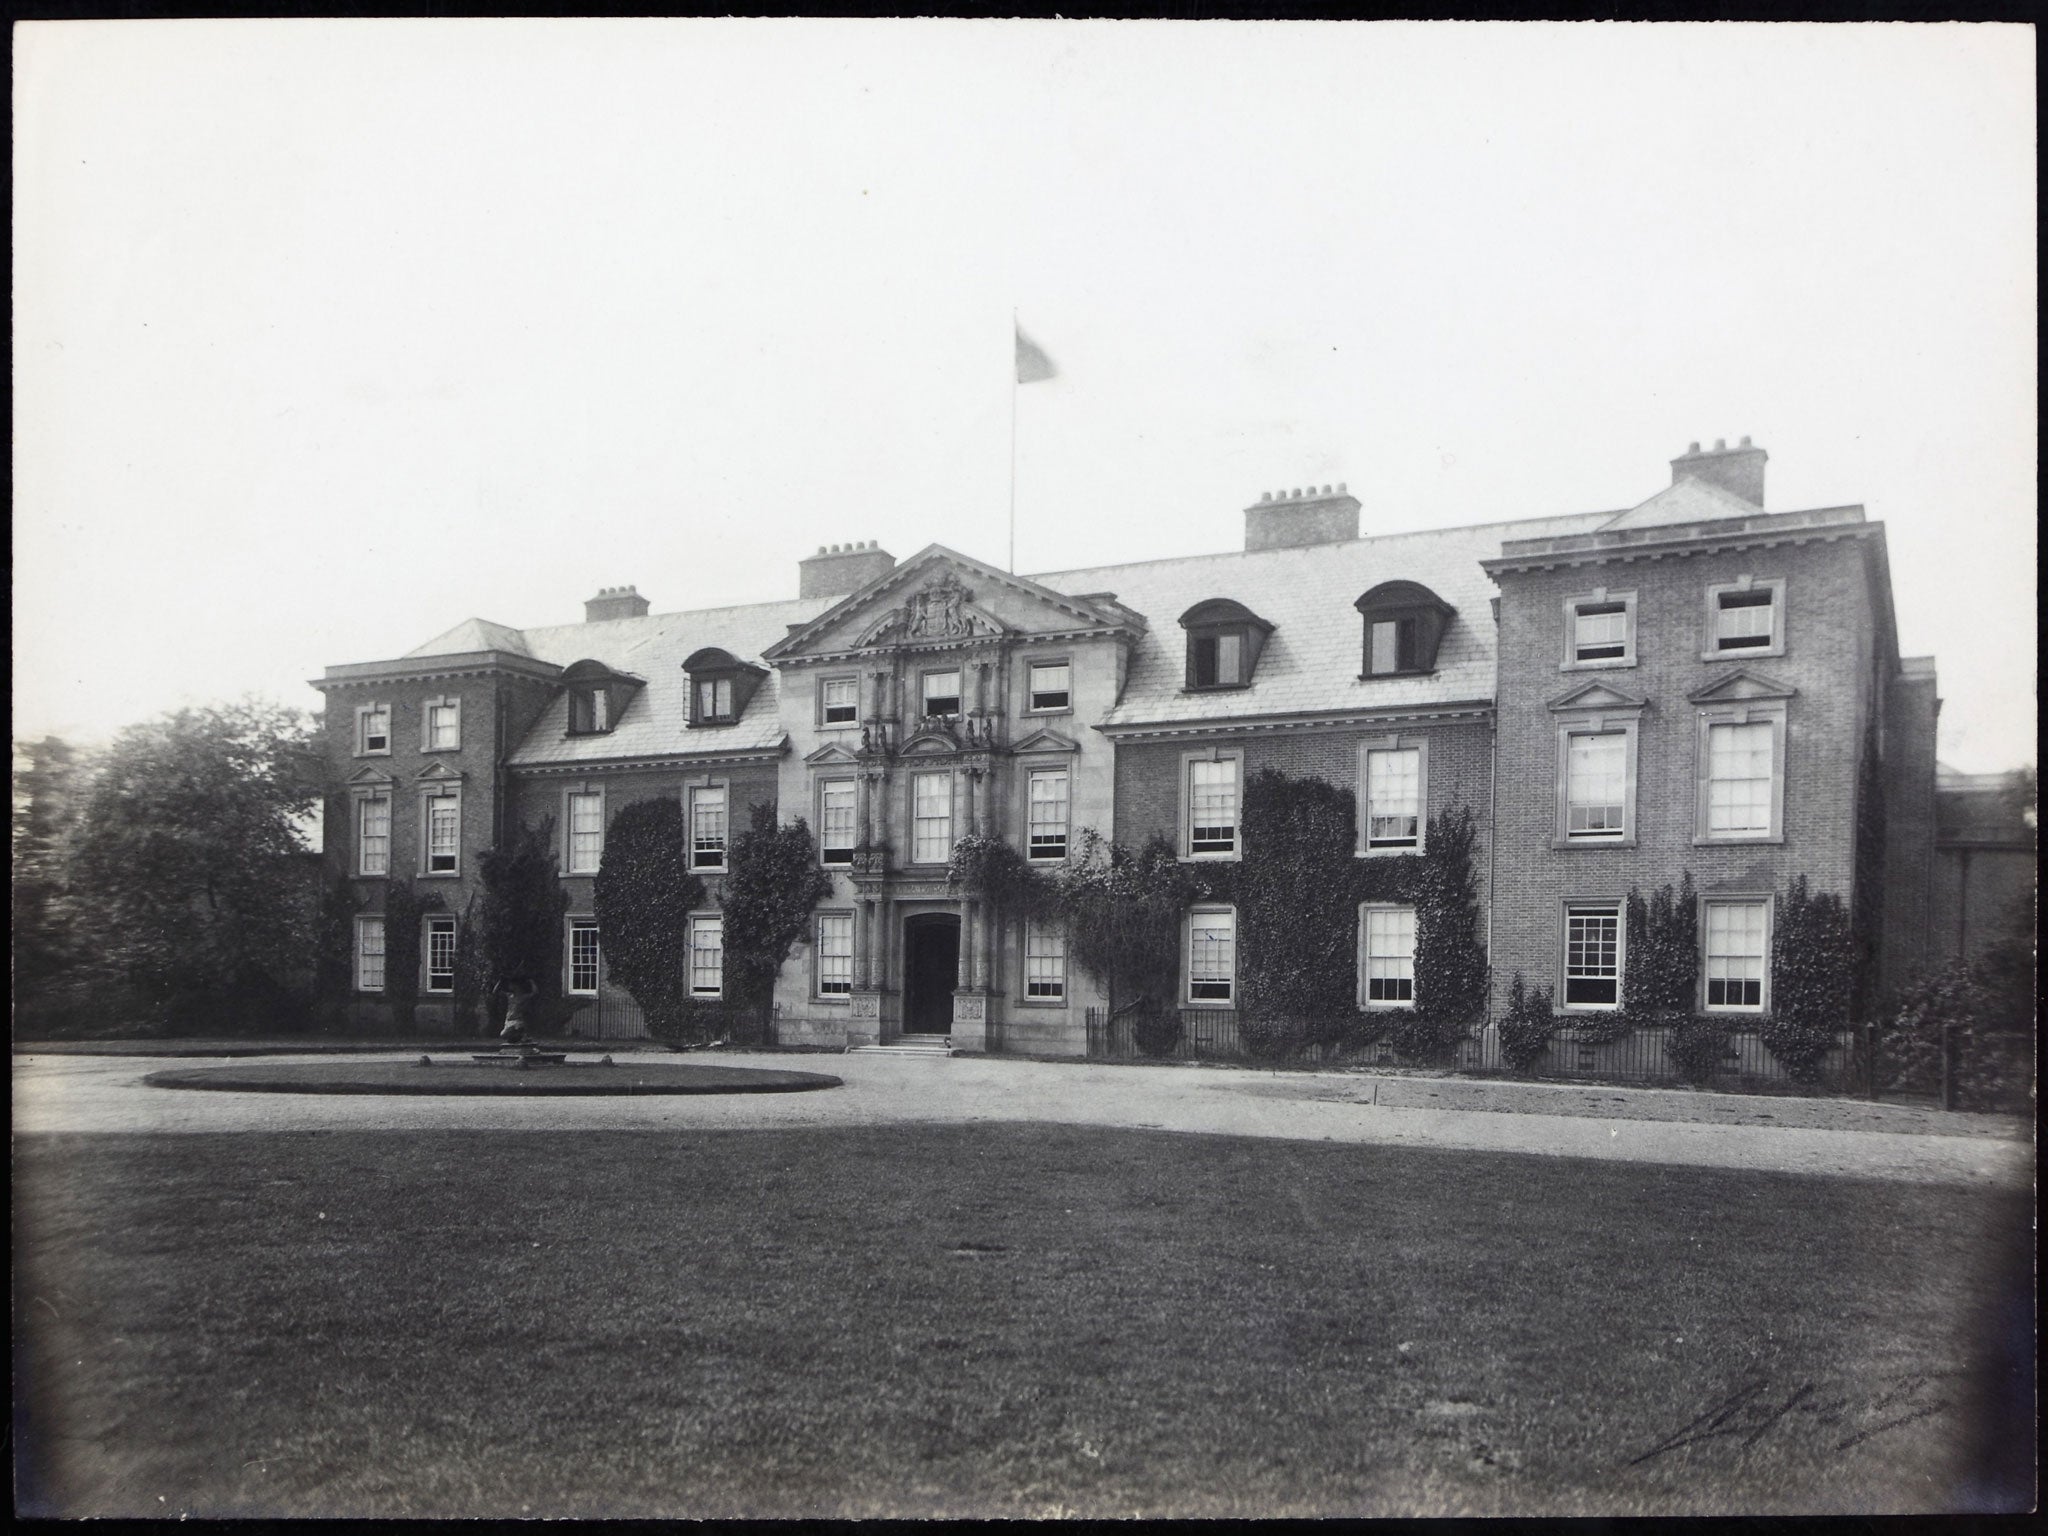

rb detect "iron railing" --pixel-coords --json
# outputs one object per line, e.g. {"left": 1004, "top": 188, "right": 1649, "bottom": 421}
{"left": 1084, "top": 1008, "right": 1877, "bottom": 1094}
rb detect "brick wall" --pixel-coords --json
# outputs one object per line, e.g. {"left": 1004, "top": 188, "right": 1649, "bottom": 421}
{"left": 1489, "top": 534, "right": 1884, "bottom": 1013}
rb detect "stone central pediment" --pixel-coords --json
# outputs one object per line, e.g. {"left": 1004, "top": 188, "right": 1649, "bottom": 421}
{"left": 762, "top": 545, "right": 1142, "bottom": 664}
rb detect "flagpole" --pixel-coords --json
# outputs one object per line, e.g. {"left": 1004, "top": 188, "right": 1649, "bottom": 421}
{"left": 1008, "top": 309, "right": 1019, "bottom": 575}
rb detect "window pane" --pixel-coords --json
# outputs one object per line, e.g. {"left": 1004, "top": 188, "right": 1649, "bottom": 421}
{"left": 361, "top": 706, "right": 389, "bottom": 752}
{"left": 426, "top": 917, "right": 456, "bottom": 992}
{"left": 1715, "top": 589, "right": 1775, "bottom": 648}
{"left": 821, "top": 781, "right": 857, "bottom": 864}
{"left": 1369, "top": 620, "right": 1401, "bottom": 675}
{"left": 1028, "top": 769, "right": 1069, "bottom": 860}
{"left": 822, "top": 678, "right": 858, "bottom": 723}
{"left": 1704, "top": 900, "right": 1768, "bottom": 1009}
{"left": 1564, "top": 906, "right": 1621, "bottom": 1006}
{"left": 359, "top": 797, "right": 390, "bottom": 876}
{"left": 689, "top": 917, "right": 723, "bottom": 997}
{"left": 1366, "top": 748, "right": 1421, "bottom": 848}
{"left": 1566, "top": 734, "right": 1627, "bottom": 837}
{"left": 1025, "top": 918, "right": 1066, "bottom": 999}
{"left": 818, "top": 914, "right": 853, "bottom": 994}
{"left": 1030, "top": 662, "right": 1070, "bottom": 710}
{"left": 923, "top": 671, "right": 961, "bottom": 716}
{"left": 568, "top": 792, "right": 603, "bottom": 874}
{"left": 1574, "top": 601, "right": 1628, "bottom": 660}
{"left": 428, "top": 703, "right": 459, "bottom": 750}
{"left": 1706, "top": 721, "right": 1774, "bottom": 835}
{"left": 1188, "top": 910, "right": 1235, "bottom": 1001}
{"left": 1216, "top": 633, "right": 1242, "bottom": 686}
{"left": 1191, "top": 634, "right": 1218, "bottom": 687}
{"left": 691, "top": 785, "right": 727, "bottom": 868}
{"left": 569, "top": 921, "right": 601, "bottom": 994}
{"left": 1189, "top": 759, "right": 1238, "bottom": 854}
{"left": 1363, "top": 906, "right": 1417, "bottom": 1002}
{"left": 912, "top": 773, "right": 952, "bottom": 862}
{"left": 356, "top": 918, "right": 385, "bottom": 992}
{"left": 427, "top": 799, "right": 460, "bottom": 871}
{"left": 592, "top": 690, "right": 608, "bottom": 731}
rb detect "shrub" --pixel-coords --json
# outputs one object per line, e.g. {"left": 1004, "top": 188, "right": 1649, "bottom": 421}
{"left": 1240, "top": 1012, "right": 1312, "bottom": 1062}
{"left": 1668, "top": 1014, "right": 1730, "bottom": 1085}
{"left": 1130, "top": 1010, "right": 1184, "bottom": 1058}
{"left": 1497, "top": 974, "right": 1556, "bottom": 1074}
{"left": 1385, "top": 1012, "right": 1466, "bottom": 1066}
{"left": 380, "top": 882, "right": 437, "bottom": 1033}
{"left": 1878, "top": 962, "right": 2031, "bottom": 1112}
{"left": 1759, "top": 1015, "right": 1837, "bottom": 1084}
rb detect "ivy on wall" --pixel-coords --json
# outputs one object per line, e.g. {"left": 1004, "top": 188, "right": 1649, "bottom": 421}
{"left": 1850, "top": 716, "right": 1888, "bottom": 1021}
{"left": 1497, "top": 972, "right": 1557, "bottom": 1073}
{"left": 1763, "top": 874, "right": 1857, "bottom": 1081}
{"left": 474, "top": 814, "right": 570, "bottom": 1036}
{"left": 723, "top": 804, "right": 833, "bottom": 1016}
{"left": 1405, "top": 803, "right": 1490, "bottom": 1060}
{"left": 592, "top": 800, "right": 706, "bottom": 1040}
{"left": 1049, "top": 829, "right": 1220, "bottom": 1012}
{"left": 1238, "top": 770, "right": 1366, "bottom": 1048}
{"left": 1617, "top": 873, "right": 1698, "bottom": 1041}
{"left": 381, "top": 880, "right": 435, "bottom": 1032}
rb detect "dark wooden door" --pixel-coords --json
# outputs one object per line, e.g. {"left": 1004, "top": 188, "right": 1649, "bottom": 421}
{"left": 903, "top": 914, "right": 960, "bottom": 1035}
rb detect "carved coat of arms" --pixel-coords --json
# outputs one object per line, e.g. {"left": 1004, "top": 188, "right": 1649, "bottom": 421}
{"left": 905, "top": 575, "right": 972, "bottom": 639}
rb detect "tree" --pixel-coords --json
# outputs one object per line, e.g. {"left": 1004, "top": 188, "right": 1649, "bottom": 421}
{"left": 60, "top": 701, "right": 318, "bottom": 1029}
{"left": 592, "top": 798, "right": 705, "bottom": 1040}
{"left": 722, "top": 804, "right": 832, "bottom": 1023}
{"left": 12, "top": 735, "right": 87, "bottom": 991}
{"left": 473, "top": 815, "right": 570, "bottom": 1036}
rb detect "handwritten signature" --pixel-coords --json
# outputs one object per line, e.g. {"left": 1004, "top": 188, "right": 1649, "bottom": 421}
{"left": 1630, "top": 1373, "right": 1953, "bottom": 1464}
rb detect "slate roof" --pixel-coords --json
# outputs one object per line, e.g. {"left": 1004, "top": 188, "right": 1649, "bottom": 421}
{"left": 1029, "top": 512, "right": 1616, "bottom": 730}
{"left": 404, "top": 617, "right": 535, "bottom": 658}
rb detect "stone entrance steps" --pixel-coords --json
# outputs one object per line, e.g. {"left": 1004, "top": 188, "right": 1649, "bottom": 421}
{"left": 846, "top": 1035, "right": 958, "bottom": 1058}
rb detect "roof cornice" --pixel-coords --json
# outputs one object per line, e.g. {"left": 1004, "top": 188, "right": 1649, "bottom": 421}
{"left": 509, "top": 743, "right": 787, "bottom": 777}
{"left": 313, "top": 651, "right": 564, "bottom": 689}
{"left": 1482, "top": 507, "right": 1872, "bottom": 576}
{"left": 1095, "top": 700, "right": 1495, "bottom": 741}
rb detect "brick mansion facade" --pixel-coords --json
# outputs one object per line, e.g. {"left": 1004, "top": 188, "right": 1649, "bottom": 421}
{"left": 313, "top": 440, "right": 1950, "bottom": 1051}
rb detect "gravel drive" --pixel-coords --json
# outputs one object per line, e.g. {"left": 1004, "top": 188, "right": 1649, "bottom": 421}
{"left": 13, "top": 1049, "right": 2030, "bottom": 1188}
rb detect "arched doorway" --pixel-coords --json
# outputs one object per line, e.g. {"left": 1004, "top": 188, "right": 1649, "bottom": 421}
{"left": 902, "top": 913, "right": 961, "bottom": 1036}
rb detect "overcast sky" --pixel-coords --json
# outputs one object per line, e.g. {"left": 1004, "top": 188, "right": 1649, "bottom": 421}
{"left": 13, "top": 20, "right": 2036, "bottom": 771}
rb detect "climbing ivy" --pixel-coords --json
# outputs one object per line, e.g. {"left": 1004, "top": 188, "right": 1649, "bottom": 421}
{"left": 1050, "top": 830, "right": 1214, "bottom": 1011}
{"left": 1617, "top": 873, "right": 1697, "bottom": 1041}
{"left": 1497, "top": 972, "right": 1557, "bottom": 1073}
{"left": 1764, "top": 875, "right": 1857, "bottom": 1081}
{"left": 592, "top": 799, "right": 706, "bottom": 1041}
{"left": 1403, "top": 803, "right": 1491, "bottom": 1060}
{"left": 1238, "top": 769, "right": 1367, "bottom": 1057}
{"left": 381, "top": 881, "right": 438, "bottom": 1033}
{"left": 723, "top": 804, "right": 833, "bottom": 1015}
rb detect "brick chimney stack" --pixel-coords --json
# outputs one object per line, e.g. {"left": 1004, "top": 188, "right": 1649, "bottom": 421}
{"left": 800, "top": 541, "right": 896, "bottom": 599}
{"left": 1671, "top": 437, "right": 1767, "bottom": 507}
{"left": 1243, "top": 483, "right": 1361, "bottom": 552}
{"left": 584, "top": 585, "right": 650, "bottom": 623}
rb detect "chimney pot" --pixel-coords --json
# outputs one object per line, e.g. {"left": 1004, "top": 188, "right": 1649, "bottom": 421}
{"left": 1337, "top": 481, "right": 1347, "bottom": 493}
{"left": 1243, "top": 480, "right": 1361, "bottom": 551}
{"left": 1672, "top": 437, "right": 1767, "bottom": 506}
{"left": 585, "top": 584, "right": 651, "bottom": 623}
{"left": 799, "top": 540, "right": 897, "bottom": 599}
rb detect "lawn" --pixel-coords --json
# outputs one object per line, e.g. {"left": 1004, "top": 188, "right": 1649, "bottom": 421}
{"left": 13, "top": 1125, "right": 2033, "bottom": 1519}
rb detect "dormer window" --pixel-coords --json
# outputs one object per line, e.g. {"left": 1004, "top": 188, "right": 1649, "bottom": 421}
{"left": 682, "top": 648, "right": 767, "bottom": 729}
{"left": 561, "top": 659, "right": 644, "bottom": 737}
{"left": 1353, "top": 582, "right": 1453, "bottom": 678}
{"left": 1179, "top": 600, "right": 1275, "bottom": 692}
